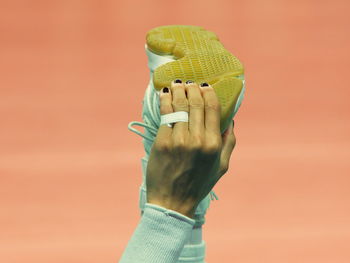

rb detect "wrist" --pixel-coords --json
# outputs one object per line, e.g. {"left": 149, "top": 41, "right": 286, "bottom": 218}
{"left": 148, "top": 199, "right": 196, "bottom": 219}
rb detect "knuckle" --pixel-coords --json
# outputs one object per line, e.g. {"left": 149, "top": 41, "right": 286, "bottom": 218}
{"left": 203, "top": 145, "right": 218, "bottom": 154}
{"left": 188, "top": 97, "right": 204, "bottom": 109}
{"left": 172, "top": 138, "right": 187, "bottom": 150}
{"left": 190, "top": 134, "right": 204, "bottom": 150}
{"left": 172, "top": 98, "right": 188, "bottom": 109}
{"left": 205, "top": 100, "right": 221, "bottom": 112}
{"left": 154, "top": 140, "right": 171, "bottom": 152}
{"left": 160, "top": 105, "right": 173, "bottom": 115}
{"left": 204, "top": 138, "right": 222, "bottom": 153}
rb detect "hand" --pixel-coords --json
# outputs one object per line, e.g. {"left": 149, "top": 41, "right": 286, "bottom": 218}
{"left": 146, "top": 80, "right": 236, "bottom": 218}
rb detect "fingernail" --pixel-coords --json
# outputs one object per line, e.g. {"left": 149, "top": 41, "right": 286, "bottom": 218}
{"left": 186, "top": 80, "right": 194, "bottom": 84}
{"left": 200, "top": 82, "right": 209, "bottom": 87}
{"left": 162, "top": 87, "right": 169, "bottom": 93}
{"left": 174, "top": 79, "right": 182, "bottom": 84}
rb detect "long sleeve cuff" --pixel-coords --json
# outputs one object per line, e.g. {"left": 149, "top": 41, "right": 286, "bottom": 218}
{"left": 119, "top": 202, "right": 196, "bottom": 263}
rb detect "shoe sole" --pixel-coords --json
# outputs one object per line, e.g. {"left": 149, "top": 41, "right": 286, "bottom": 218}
{"left": 146, "top": 25, "right": 245, "bottom": 132}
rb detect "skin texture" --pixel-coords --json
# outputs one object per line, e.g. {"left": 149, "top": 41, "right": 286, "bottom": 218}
{"left": 146, "top": 80, "right": 236, "bottom": 219}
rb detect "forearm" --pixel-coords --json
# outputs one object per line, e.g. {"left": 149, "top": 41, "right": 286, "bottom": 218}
{"left": 119, "top": 203, "right": 195, "bottom": 263}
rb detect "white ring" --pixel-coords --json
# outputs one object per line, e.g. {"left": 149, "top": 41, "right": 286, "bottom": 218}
{"left": 160, "top": 111, "right": 189, "bottom": 128}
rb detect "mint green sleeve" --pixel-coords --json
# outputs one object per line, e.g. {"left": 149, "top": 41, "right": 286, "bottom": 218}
{"left": 119, "top": 203, "right": 196, "bottom": 263}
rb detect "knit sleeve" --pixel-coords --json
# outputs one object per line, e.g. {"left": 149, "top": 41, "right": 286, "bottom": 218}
{"left": 119, "top": 202, "right": 196, "bottom": 263}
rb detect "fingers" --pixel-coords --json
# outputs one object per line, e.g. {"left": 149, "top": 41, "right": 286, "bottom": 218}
{"left": 171, "top": 79, "right": 189, "bottom": 143}
{"left": 157, "top": 80, "right": 221, "bottom": 151}
{"left": 157, "top": 86, "right": 173, "bottom": 141}
{"left": 201, "top": 83, "right": 221, "bottom": 136}
{"left": 185, "top": 81, "right": 205, "bottom": 136}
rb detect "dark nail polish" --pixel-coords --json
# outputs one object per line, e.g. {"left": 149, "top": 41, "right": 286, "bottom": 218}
{"left": 186, "top": 80, "right": 194, "bottom": 84}
{"left": 163, "top": 87, "right": 169, "bottom": 93}
{"left": 174, "top": 79, "right": 182, "bottom": 83}
{"left": 200, "top": 82, "right": 209, "bottom": 87}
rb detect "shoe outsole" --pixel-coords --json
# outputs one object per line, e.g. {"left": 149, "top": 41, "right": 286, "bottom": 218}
{"left": 146, "top": 25, "right": 245, "bottom": 132}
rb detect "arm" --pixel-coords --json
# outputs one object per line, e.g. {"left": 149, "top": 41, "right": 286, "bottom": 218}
{"left": 120, "top": 80, "right": 236, "bottom": 262}
{"left": 119, "top": 203, "right": 195, "bottom": 263}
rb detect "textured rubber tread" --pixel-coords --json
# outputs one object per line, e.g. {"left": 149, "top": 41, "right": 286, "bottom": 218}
{"left": 146, "top": 25, "right": 244, "bottom": 131}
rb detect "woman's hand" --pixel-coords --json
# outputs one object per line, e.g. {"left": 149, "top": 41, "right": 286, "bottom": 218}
{"left": 146, "top": 80, "right": 236, "bottom": 219}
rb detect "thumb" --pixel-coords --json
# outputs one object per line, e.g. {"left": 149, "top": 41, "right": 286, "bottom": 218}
{"left": 217, "top": 120, "right": 236, "bottom": 178}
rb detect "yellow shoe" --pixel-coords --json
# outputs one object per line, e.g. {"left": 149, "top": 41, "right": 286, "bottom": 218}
{"left": 146, "top": 24, "right": 245, "bottom": 132}
{"left": 127, "top": 25, "right": 246, "bottom": 263}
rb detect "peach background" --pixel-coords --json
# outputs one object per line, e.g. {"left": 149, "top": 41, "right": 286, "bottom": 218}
{"left": 1, "top": 0, "right": 349, "bottom": 262}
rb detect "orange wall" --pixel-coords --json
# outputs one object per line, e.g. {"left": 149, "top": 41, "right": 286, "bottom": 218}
{"left": 1, "top": 1, "right": 349, "bottom": 262}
